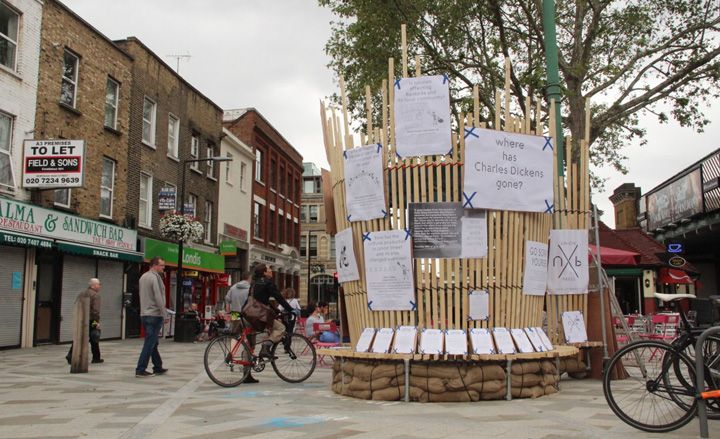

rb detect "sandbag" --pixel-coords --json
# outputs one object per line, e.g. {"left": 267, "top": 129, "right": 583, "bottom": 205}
{"left": 542, "top": 374, "right": 558, "bottom": 386}
{"left": 511, "top": 385, "right": 544, "bottom": 399}
{"left": 345, "top": 388, "right": 372, "bottom": 399}
{"left": 479, "top": 388, "right": 508, "bottom": 400}
{"left": 342, "top": 361, "right": 356, "bottom": 375}
{"left": 372, "top": 386, "right": 402, "bottom": 401}
{"left": 353, "top": 362, "right": 404, "bottom": 381}
{"left": 480, "top": 365, "right": 505, "bottom": 381}
{"left": 408, "top": 375, "right": 447, "bottom": 394}
{"left": 412, "top": 363, "right": 466, "bottom": 379}
{"left": 544, "top": 385, "right": 558, "bottom": 395}
{"left": 540, "top": 360, "right": 556, "bottom": 375}
{"left": 511, "top": 362, "right": 541, "bottom": 375}
{"left": 425, "top": 389, "right": 480, "bottom": 402}
{"left": 348, "top": 376, "right": 394, "bottom": 391}
{"left": 510, "top": 373, "right": 543, "bottom": 387}
{"left": 467, "top": 379, "right": 505, "bottom": 394}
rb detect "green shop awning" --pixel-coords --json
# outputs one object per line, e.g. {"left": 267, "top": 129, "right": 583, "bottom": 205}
{"left": 605, "top": 268, "right": 644, "bottom": 277}
{"left": 0, "top": 230, "right": 53, "bottom": 249}
{"left": 57, "top": 240, "right": 144, "bottom": 263}
{"left": 143, "top": 238, "right": 224, "bottom": 273}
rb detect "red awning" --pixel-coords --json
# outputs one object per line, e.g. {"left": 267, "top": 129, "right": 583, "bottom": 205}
{"left": 588, "top": 244, "right": 641, "bottom": 266}
{"left": 659, "top": 267, "right": 693, "bottom": 284}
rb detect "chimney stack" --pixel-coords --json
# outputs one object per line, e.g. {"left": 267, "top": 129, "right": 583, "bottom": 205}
{"left": 609, "top": 183, "right": 641, "bottom": 229}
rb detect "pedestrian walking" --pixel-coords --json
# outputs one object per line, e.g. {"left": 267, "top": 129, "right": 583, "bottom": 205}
{"left": 135, "top": 256, "right": 169, "bottom": 377}
{"left": 66, "top": 278, "right": 104, "bottom": 366}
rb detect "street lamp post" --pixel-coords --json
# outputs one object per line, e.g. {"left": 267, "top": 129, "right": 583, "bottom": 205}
{"left": 174, "top": 155, "right": 232, "bottom": 342}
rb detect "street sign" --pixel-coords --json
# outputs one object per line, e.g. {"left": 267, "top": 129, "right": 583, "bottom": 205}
{"left": 158, "top": 187, "right": 176, "bottom": 210}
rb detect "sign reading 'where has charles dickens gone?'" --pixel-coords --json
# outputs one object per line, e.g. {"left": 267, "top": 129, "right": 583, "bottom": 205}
{"left": 23, "top": 140, "right": 85, "bottom": 188}
{"left": 463, "top": 128, "right": 553, "bottom": 213}
{"left": 0, "top": 197, "right": 136, "bottom": 251}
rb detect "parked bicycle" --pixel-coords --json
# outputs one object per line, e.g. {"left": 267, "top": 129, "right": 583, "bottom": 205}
{"left": 603, "top": 292, "right": 720, "bottom": 432}
{"left": 203, "top": 312, "right": 317, "bottom": 387}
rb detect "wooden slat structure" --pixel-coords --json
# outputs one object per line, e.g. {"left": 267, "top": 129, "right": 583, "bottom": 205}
{"left": 320, "top": 25, "right": 591, "bottom": 349}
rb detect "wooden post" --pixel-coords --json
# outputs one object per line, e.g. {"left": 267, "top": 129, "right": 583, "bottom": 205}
{"left": 70, "top": 294, "right": 90, "bottom": 373}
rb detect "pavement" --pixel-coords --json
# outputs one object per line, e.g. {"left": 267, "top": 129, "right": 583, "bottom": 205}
{"left": 0, "top": 338, "right": 713, "bottom": 438}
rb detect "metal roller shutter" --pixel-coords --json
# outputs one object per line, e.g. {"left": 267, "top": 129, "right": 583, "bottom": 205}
{"left": 0, "top": 246, "right": 25, "bottom": 347}
{"left": 97, "top": 259, "right": 123, "bottom": 339}
{"left": 59, "top": 255, "right": 97, "bottom": 343}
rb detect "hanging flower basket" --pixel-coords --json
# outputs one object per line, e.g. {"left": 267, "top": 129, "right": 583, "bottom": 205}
{"left": 159, "top": 211, "right": 204, "bottom": 243}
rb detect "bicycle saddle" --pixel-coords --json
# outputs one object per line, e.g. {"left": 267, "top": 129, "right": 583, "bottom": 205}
{"left": 654, "top": 292, "right": 697, "bottom": 302}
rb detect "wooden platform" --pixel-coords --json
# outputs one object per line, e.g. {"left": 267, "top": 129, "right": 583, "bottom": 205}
{"left": 317, "top": 344, "right": 579, "bottom": 362}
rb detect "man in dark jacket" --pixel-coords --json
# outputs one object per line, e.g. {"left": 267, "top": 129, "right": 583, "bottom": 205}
{"left": 66, "top": 278, "right": 103, "bottom": 364}
{"left": 251, "top": 263, "right": 292, "bottom": 358}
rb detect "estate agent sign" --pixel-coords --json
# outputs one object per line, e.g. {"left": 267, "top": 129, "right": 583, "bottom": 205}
{"left": 23, "top": 140, "right": 85, "bottom": 189}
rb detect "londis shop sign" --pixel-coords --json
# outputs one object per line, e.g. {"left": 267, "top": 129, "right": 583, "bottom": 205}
{"left": 0, "top": 197, "right": 136, "bottom": 251}
{"left": 143, "top": 238, "right": 224, "bottom": 273}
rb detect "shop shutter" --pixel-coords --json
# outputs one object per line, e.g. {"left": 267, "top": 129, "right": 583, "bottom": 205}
{"left": 0, "top": 246, "right": 25, "bottom": 347}
{"left": 97, "top": 260, "right": 123, "bottom": 339}
{"left": 59, "top": 255, "right": 97, "bottom": 343}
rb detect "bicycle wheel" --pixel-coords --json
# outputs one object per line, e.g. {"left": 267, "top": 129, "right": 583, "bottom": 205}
{"left": 673, "top": 334, "right": 720, "bottom": 418}
{"left": 204, "top": 335, "right": 251, "bottom": 387}
{"left": 271, "top": 333, "right": 316, "bottom": 383}
{"left": 603, "top": 340, "right": 697, "bottom": 433}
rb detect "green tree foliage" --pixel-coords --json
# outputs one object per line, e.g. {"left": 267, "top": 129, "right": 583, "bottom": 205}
{"left": 319, "top": 0, "right": 720, "bottom": 183}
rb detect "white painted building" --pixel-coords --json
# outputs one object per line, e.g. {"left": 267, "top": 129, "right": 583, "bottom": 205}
{"left": 0, "top": 0, "right": 43, "bottom": 201}
{"left": 218, "top": 127, "right": 254, "bottom": 282}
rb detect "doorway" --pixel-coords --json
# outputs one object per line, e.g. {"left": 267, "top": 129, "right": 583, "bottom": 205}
{"left": 34, "top": 250, "right": 62, "bottom": 345}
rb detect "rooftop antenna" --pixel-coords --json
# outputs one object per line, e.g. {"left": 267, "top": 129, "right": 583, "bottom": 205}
{"left": 166, "top": 51, "right": 191, "bottom": 73}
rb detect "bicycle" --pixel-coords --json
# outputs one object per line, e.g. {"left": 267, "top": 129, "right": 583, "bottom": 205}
{"left": 603, "top": 292, "right": 720, "bottom": 432}
{"left": 203, "top": 312, "right": 317, "bottom": 387}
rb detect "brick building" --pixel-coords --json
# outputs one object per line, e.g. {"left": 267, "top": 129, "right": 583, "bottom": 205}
{"left": 223, "top": 108, "right": 303, "bottom": 292}
{"left": 300, "top": 163, "right": 338, "bottom": 312}
{"left": 3, "top": 0, "right": 140, "bottom": 348}
{"left": 114, "top": 37, "right": 224, "bottom": 335}
{"left": 0, "top": 0, "right": 43, "bottom": 348}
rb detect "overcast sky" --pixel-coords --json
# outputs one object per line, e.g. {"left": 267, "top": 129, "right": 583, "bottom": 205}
{"left": 63, "top": 0, "right": 719, "bottom": 228}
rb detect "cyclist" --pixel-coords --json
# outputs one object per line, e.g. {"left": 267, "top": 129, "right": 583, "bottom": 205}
{"left": 251, "top": 263, "right": 293, "bottom": 359}
{"left": 224, "top": 271, "right": 259, "bottom": 383}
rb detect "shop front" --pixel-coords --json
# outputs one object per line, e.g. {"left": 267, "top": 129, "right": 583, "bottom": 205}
{"left": 0, "top": 198, "right": 142, "bottom": 348}
{"left": 129, "top": 238, "right": 225, "bottom": 336}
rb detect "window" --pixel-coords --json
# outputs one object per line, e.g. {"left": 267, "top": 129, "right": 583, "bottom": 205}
{"left": 287, "top": 171, "right": 292, "bottom": 197}
{"left": 142, "top": 97, "right": 156, "bottom": 146}
{"left": 104, "top": 78, "right": 119, "bottom": 129}
{"left": 206, "top": 146, "right": 214, "bottom": 178}
{"left": 253, "top": 202, "right": 262, "bottom": 239}
{"left": 100, "top": 157, "right": 115, "bottom": 218}
{"left": 224, "top": 152, "right": 233, "bottom": 183}
{"left": 186, "top": 193, "right": 197, "bottom": 217}
{"left": 0, "top": 2, "right": 18, "bottom": 70}
{"left": 240, "top": 162, "right": 247, "bottom": 191}
{"left": 190, "top": 135, "right": 199, "bottom": 170}
{"left": 60, "top": 50, "right": 79, "bottom": 107}
{"left": 204, "top": 201, "right": 213, "bottom": 242}
{"left": 279, "top": 166, "right": 285, "bottom": 195}
{"left": 304, "top": 177, "right": 321, "bottom": 194}
{"left": 255, "top": 149, "right": 263, "bottom": 182}
{"left": 54, "top": 189, "right": 71, "bottom": 207}
{"left": 167, "top": 114, "right": 179, "bottom": 158}
{"left": 270, "top": 159, "right": 276, "bottom": 189}
{"left": 0, "top": 111, "right": 13, "bottom": 187}
{"left": 300, "top": 235, "right": 306, "bottom": 258}
{"left": 309, "top": 234, "right": 317, "bottom": 257}
{"left": 268, "top": 210, "right": 275, "bottom": 243}
{"left": 309, "top": 205, "right": 318, "bottom": 223}
{"left": 300, "top": 205, "right": 307, "bottom": 222}
{"left": 139, "top": 173, "right": 152, "bottom": 228}
{"left": 330, "top": 236, "right": 336, "bottom": 258}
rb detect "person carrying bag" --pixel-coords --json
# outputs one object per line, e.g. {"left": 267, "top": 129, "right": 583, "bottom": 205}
{"left": 242, "top": 263, "right": 292, "bottom": 358}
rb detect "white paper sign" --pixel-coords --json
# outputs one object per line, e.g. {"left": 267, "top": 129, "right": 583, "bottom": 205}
{"left": 562, "top": 311, "right": 588, "bottom": 343}
{"left": 547, "top": 229, "right": 589, "bottom": 294}
{"left": 445, "top": 329, "right": 468, "bottom": 355}
{"left": 469, "top": 328, "right": 496, "bottom": 354}
{"left": 23, "top": 139, "right": 85, "bottom": 188}
{"left": 463, "top": 128, "right": 553, "bottom": 213}
{"left": 364, "top": 230, "right": 416, "bottom": 310}
{"left": 371, "top": 328, "right": 395, "bottom": 353}
{"left": 510, "top": 328, "right": 536, "bottom": 353}
{"left": 355, "top": 328, "right": 375, "bottom": 353}
{"left": 394, "top": 75, "right": 452, "bottom": 157}
{"left": 419, "top": 328, "right": 444, "bottom": 355}
{"left": 460, "top": 211, "right": 488, "bottom": 258}
{"left": 534, "top": 327, "right": 555, "bottom": 351}
{"left": 523, "top": 240, "right": 548, "bottom": 295}
{"left": 392, "top": 326, "right": 417, "bottom": 354}
{"left": 492, "top": 327, "right": 516, "bottom": 354}
{"left": 524, "top": 327, "right": 546, "bottom": 352}
{"left": 344, "top": 144, "right": 386, "bottom": 222}
{"left": 468, "top": 290, "right": 489, "bottom": 321}
{"left": 335, "top": 228, "right": 360, "bottom": 283}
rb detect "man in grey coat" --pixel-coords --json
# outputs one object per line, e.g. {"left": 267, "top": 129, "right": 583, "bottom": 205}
{"left": 224, "top": 271, "right": 259, "bottom": 383}
{"left": 135, "top": 256, "right": 169, "bottom": 377}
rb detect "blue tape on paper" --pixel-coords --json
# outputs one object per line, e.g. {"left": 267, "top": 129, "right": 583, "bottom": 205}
{"left": 367, "top": 301, "right": 373, "bottom": 310}
{"left": 544, "top": 200, "right": 554, "bottom": 213}
{"left": 442, "top": 74, "right": 449, "bottom": 84}
{"left": 404, "top": 228, "right": 411, "bottom": 240}
{"left": 394, "top": 78, "right": 402, "bottom": 89}
{"left": 343, "top": 150, "right": 348, "bottom": 159}
{"left": 362, "top": 232, "right": 371, "bottom": 241}
{"left": 376, "top": 143, "right": 382, "bottom": 153}
{"left": 464, "top": 127, "right": 479, "bottom": 139}
{"left": 409, "top": 300, "right": 417, "bottom": 310}
{"left": 463, "top": 191, "right": 476, "bottom": 208}
{"left": 543, "top": 136, "right": 553, "bottom": 151}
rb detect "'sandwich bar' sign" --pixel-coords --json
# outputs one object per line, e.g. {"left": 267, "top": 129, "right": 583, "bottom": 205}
{"left": 0, "top": 197, "right": 137, "bottom": 251}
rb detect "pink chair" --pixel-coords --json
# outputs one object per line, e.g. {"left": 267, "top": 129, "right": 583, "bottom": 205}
{"left": 312, "top": 321, "right": 340, "bottom": 367}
